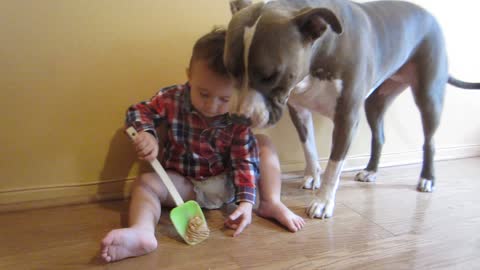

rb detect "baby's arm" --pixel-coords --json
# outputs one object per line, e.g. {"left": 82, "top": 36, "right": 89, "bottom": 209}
{"left": 125, "top": 89, "right": 170, "bottom": 161}
{"left": 225, "top": 125, "right": 260, "bottom": 236}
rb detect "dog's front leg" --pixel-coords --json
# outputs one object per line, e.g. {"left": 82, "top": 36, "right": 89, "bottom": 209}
{"left": 307, "top": 93, "right": 362, "bottom": 219}
{"left": 287, "top": 104, "right": 322, "bottom": 189}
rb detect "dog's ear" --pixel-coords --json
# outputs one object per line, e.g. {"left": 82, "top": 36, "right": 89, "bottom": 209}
{"left": 230, "top": 0, "right": 253, "bottom": 15}
{"left": 294, "top": 8, "right": 343, "bottom": 42}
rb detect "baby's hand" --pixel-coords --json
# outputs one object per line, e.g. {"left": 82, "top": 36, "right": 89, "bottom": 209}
{"left": 130, "top": 130, "right": 158, "bottom": 162}
{"left": 224, "top": 202, "right": 253, "bottom": 237}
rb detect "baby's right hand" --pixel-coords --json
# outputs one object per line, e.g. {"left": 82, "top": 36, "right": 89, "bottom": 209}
{"left": 131, "top": 130, "right": 158, "bottom": 162}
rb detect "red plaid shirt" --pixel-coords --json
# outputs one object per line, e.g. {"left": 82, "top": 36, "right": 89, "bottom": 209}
{"left": 126, "top": 83, "right": 259, "bottom": 204}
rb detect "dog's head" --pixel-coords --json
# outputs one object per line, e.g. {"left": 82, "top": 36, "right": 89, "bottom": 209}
{"left": 225, "top": 0, "right": 342, "bottom": 128}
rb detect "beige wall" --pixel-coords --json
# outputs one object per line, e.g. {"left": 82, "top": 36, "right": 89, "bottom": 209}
{"left": 1, "top": 0, "right": 479, "bottom": 209}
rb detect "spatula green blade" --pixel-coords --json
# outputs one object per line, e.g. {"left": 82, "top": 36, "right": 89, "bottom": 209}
{"left": 170, "top": 200, "right": 207, "bottom": 242}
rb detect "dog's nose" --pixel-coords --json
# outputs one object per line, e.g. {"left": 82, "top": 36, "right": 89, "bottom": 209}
{"left": 230, "top": 114, "right": 252, "bottom": 126}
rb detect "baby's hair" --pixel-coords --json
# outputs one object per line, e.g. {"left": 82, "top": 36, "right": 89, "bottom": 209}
{"left": 190, "top": 27, "right": 228, "bottom": 77}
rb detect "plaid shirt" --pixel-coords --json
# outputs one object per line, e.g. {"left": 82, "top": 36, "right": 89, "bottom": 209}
{"left": 126, "top": 83, "right": 259, "bottom": 204}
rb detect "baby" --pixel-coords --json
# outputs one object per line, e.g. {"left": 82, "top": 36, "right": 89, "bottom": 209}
{"left": 101, "top": 28, "right": 305, "bottom": 262}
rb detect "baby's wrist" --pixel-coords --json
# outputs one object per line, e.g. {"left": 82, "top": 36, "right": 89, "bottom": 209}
{"left": 239, "top": 201, "right": 253, "bottom": 209}
{"left": 143, "top": 130, "right": 157, "bottom": 139}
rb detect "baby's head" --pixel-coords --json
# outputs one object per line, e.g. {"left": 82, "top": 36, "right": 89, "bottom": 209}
{"left": 187, "top": 28, "right": 234, "bottom": 118}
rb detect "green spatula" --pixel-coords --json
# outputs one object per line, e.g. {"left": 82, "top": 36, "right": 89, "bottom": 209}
{"left": 126, "top": 127, "right": 209, "bottom": 245}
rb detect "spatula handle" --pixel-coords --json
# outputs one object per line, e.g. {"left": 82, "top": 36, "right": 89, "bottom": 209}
{"left": 126, "top": 127, "right": 185, "bottom": 206}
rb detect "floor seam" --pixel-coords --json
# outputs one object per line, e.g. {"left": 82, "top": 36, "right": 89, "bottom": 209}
{"left": 339, "top": 202, "right": 397, "bottom": 237}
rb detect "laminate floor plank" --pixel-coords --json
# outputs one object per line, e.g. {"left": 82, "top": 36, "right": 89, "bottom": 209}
{"left": 1, "top": 157, "right": 478, "bottom": 269}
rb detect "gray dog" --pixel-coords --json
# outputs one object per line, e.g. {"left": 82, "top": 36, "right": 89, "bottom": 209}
{"left": 225, "top": 0, "right": 480, "bottom": 219}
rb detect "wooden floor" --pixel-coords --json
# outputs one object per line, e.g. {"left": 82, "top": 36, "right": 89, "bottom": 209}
{"left": 1, "top": 157, "right": 479, "bottom": 270}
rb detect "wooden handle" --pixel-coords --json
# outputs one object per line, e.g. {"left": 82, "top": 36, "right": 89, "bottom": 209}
{"left": 126, "top": 127, "right": 184, "bottom": 206}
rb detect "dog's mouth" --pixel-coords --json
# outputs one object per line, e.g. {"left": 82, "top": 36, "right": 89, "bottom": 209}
{"left": 265, "top": 96, "right": 285, "bottom": 126}
{"left": 229, "top": 88, "right": 286, "bottom": 128}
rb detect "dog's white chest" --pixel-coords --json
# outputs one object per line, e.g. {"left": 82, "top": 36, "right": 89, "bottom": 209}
{"left": 289, "top": 75, "right": 342, "bottom": 119}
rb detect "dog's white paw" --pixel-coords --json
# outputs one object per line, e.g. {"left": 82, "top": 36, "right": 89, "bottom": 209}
{"left": 301, "top": 175, "right": 321, "bottom": 190}
{"left": 355, "top": 170, "right": 377, "bottom": 182}
{"left": 417, "top": 178, "right": 435, "bottom": 193}
{"left": 306, "top": 197, "right": 335, "bottom": 219}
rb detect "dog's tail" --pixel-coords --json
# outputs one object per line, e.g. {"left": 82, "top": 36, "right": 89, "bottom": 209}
{"left": 448, "top": 76, "right": 480, "bottom": 90}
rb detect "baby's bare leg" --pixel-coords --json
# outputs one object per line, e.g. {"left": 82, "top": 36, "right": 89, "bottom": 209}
{"left": 101, "top": 170, "right": 195, "bottom": 262}
{"left": 255, "top": 134, "right": 306, "bottom": 232}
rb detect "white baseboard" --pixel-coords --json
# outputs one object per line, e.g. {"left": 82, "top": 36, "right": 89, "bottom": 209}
{"left": 1, "top": 145, "right": 479, "bottom": 212}
{"left": 281, "top": 144, "right": 480, "bottom": 176}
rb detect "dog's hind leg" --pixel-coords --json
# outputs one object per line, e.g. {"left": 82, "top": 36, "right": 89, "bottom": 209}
{"left": 355, "top": 79, "right": 409, "bottom": 182}
{"left": 287, "top": 104, "right": 322, "bottom": 189}
{"left": 411, "top": 78, "right": 446, "bottom": 192}
{"left": 410, "top": 36, "right": 448, "bottom": 192}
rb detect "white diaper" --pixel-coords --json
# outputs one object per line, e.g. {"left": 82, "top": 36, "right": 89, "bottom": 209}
{"left": 190, "top": 174, "right": 235, "bottom": 209}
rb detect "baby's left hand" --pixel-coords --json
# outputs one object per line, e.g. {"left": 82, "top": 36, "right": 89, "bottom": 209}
{"left": 224, "top": 202, "right": 253, "bottom": 237}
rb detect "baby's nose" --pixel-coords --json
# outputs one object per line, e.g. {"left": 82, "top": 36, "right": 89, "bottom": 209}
{"left": 205, "top": 100, "right": 219, "bottom": 113}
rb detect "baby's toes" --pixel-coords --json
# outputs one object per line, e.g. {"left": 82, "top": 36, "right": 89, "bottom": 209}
{"left": 295, "top": 217, "right": 305, "bottom": 231}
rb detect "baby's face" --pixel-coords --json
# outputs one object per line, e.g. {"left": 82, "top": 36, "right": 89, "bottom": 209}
{"left": 188, "top": 60, "right": 234, "bottom": 118}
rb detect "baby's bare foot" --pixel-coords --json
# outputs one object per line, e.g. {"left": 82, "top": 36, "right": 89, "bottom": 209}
{"left": 257, "top": 201, "right": 306, "bottom": 232}
{"left": 100, "top": 227, "right": 157, "bottom": 262}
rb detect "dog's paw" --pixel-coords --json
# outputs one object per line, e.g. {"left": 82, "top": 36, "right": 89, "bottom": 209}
{"left": 301, "top": 175, "right": 321, "bottom": 190}
{"left": 417, "top": 178, "right": 435, "bottom": 193}
{"left": 355, "top": 170, "right": 377, "bottom": 182}
{"left": 306, "top": 197, "right": 335, "bottom": 219}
